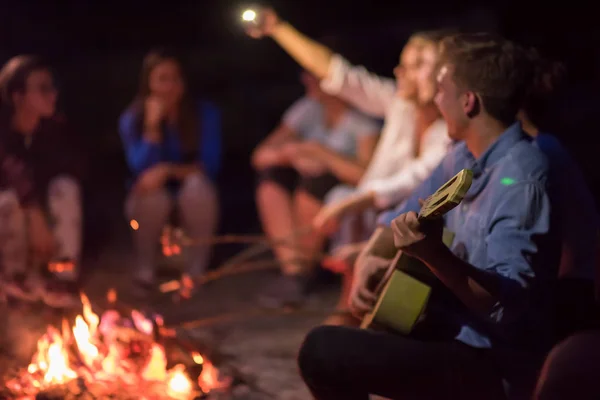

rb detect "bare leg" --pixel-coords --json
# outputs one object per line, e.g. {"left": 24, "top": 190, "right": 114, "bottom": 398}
{"left": 0, "top": 190, "right": 27, "bottom": 278}
{"left": 256, "top": 181, "right": 300, "bottom": 274}
{"left": 293, "top": 190, "right": 325, "bottom": 274}
{"left": 125, "top": 188, "right": 172, "bottom": 286}
{"left": 323, "top": 243, "right": 363, "bottom": 327}
{"left": 177, "top": 172, "right": 219, "bottom": 279}
{"left": 47, "top": 175, "right": 82, "bottom": 282}
{"left": 0, "top": 190, "right": 39, "bottom": 301}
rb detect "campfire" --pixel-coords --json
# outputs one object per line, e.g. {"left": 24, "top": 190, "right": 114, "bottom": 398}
{"left": 3, "top": 292, "right": 231, "bottom": 399}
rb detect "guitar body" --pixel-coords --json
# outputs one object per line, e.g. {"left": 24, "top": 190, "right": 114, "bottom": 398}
{"left": 360, "top": 230, "right": 455, "bottom": 333}
{"left": 360, "top": 169, "right": 473, "bottom": 334}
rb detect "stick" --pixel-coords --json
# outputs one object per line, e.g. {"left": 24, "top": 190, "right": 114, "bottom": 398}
{"left": 159, "top": 260, "right": 282, "bottom": 293}
{"left": 159, "top": 225, "right": 321, "bottom": 293}
{"left": 217, "top": 225, "right": 314, "bottom": 268}
{"left": 172, "top": 307, "right": 346, "bottom": 330}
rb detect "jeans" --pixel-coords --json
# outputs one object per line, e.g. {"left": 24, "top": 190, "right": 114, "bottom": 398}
{"left": 298, "top": 325, "right": 510, "bottom": 400}
{"left": 125, "top": 172, "right": 219, "bottom": 284}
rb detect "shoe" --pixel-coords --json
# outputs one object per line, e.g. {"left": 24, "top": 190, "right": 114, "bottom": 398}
{"left": 258, "top": 274, "right": 308, "bottom": 309}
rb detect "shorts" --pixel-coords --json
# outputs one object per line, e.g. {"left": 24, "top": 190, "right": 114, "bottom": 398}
{"left": 257, "top": 166, "right": 340, "bottom": 201}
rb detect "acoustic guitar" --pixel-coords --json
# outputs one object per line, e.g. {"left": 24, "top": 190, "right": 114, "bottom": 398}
{"left": 360, "top": 168, "right": 473, "bottom": 334}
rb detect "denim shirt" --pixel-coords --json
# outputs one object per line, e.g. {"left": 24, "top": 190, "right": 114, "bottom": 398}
{"left": 378, "top": 123, "right": 557, "bottom": 350}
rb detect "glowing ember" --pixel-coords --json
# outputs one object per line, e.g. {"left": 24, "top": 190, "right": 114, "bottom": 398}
{"left": 4, "top": 293, "right": 231, "bottom": 399}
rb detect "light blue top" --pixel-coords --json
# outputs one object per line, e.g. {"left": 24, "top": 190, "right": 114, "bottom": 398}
{"left": 282, "top": 97, "right": 380, "bottom": 157}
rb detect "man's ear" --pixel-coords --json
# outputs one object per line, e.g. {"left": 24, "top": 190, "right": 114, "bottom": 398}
{"left": 463, "top": 91, "right": 480, "bottom": 118}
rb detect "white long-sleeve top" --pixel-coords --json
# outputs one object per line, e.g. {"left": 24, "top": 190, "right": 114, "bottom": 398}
{"left": 320, "top": 54, "right": 451, "bottom": 209}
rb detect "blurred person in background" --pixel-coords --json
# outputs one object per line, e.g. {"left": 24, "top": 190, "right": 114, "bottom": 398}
{"left": 0, "top": 55, "right": 85, "bottom": 307}
{"left": 252, "top": 70, "right": 380, "bottom": 308}
{"left": 248, "top": 9, "right": 450, "bottom": 310}
{"left": 518, "top": 48, "right": 599, "bottom": 340}
{"left": 320, "top": 31, "right": 452, "bottom": 325}
{"left": 119, "top": 48, "right": 221, "bottom": 298}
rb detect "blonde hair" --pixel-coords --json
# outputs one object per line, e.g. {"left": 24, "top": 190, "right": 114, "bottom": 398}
{"left": 404, "top": 30, "right": 457, "bottom": 54}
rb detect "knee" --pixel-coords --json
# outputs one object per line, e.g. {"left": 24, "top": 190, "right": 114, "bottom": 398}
{"left": 181, "top": 172, "right": 215, "bottom": 198}
{"left": 0, "top": 191, "right": 24, "bottom": 234}
{"left": 49, "top": 175, "right": 81, "bottom": 201}
{"left": 257, "top": 180, "right": 285, "bottom": 197}
{"left": 324, "top": 185, "right": 355, "bottom": 205}
{"left": 0, "top": 190, "right": 21, "bottom": 215}
{"left": 298, "top": 325, "right": 343, "bottom": 384}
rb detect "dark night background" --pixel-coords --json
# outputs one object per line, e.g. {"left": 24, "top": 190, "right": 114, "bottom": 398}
{"left": 1, "top": 0, "right": 598, "bottom": 265}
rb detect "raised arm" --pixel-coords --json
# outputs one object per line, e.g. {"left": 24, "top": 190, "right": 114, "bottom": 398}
{"left": 248, "top": 9, "right": 397, "bottom": 117}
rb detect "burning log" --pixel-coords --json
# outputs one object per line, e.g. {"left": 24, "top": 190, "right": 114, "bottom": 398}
{"left": 2, "top": 292, "right": 233, "bottom": 400}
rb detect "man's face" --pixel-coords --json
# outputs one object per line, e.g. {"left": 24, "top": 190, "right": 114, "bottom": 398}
{"left": 393, "top": 44, "right": 420, "bottom": 101}
{"left": 415, "top": 44, "right": 440, "bottom": 105}
{"left": 434, "top": 64, "right": 469, "bottom": 140}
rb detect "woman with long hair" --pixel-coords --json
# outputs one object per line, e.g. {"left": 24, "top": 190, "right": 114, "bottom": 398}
{"left": 119, "top": 48, "right": 221, "bottom": 297}
{"left": 0, "top": 55, "right": 84, "bottom": 307}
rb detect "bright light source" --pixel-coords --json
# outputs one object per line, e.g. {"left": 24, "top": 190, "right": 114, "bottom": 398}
{"left": 242, "top": 9, "right": 257, "bottom": 22}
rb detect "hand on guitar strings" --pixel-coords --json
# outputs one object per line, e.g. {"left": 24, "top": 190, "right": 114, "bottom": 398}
{"left": 348, "top": 253, "right": 390, "bottom": 318}
{"left": 390, "top": 200, "right": 444, "bottom": 262}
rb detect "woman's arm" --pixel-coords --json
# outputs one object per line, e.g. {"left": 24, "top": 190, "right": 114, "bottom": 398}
{"left": 251, "top": 9, "right": 397, "bottom": 118}
{"left": 304, "top": 134, "right": 378, "bottom": 185}
{"left": 119, "top": 110, "right": 163, "bottom": 176}
{"left": 252, "top": 97, "right": 315, "bottom": 170}
{"left": 251, "top": 123, "right": 298, "bottom": 170}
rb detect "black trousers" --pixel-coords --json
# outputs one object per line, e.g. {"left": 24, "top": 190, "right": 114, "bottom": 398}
{"left": 298, "top": 325, "right": 515, "bottom": 400}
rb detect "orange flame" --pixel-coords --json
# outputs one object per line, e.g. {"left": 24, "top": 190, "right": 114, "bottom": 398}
{"left": 5, "top": 292, "right": 229, "bottom": 398}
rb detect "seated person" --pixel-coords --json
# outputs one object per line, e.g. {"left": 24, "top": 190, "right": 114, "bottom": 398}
{"left": 298, "top": 33, "right": 558, "bottom": 399}
{"left": 315, "top": 30, "right": 450, "bottom": 324}
{"left": 253, "top": 70, "right": 380, "bottom": 307}
{"left": 119, "top": 48, "right": 221, "bottom": 297}
{"left": 0, "top": 55, "right": 85, "bottom": 307}
{"left": 247, "top": 11, "right": 449, "bottom": 306}
{"left": 519, "top": 48, "right": 599, "bottom": 338}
